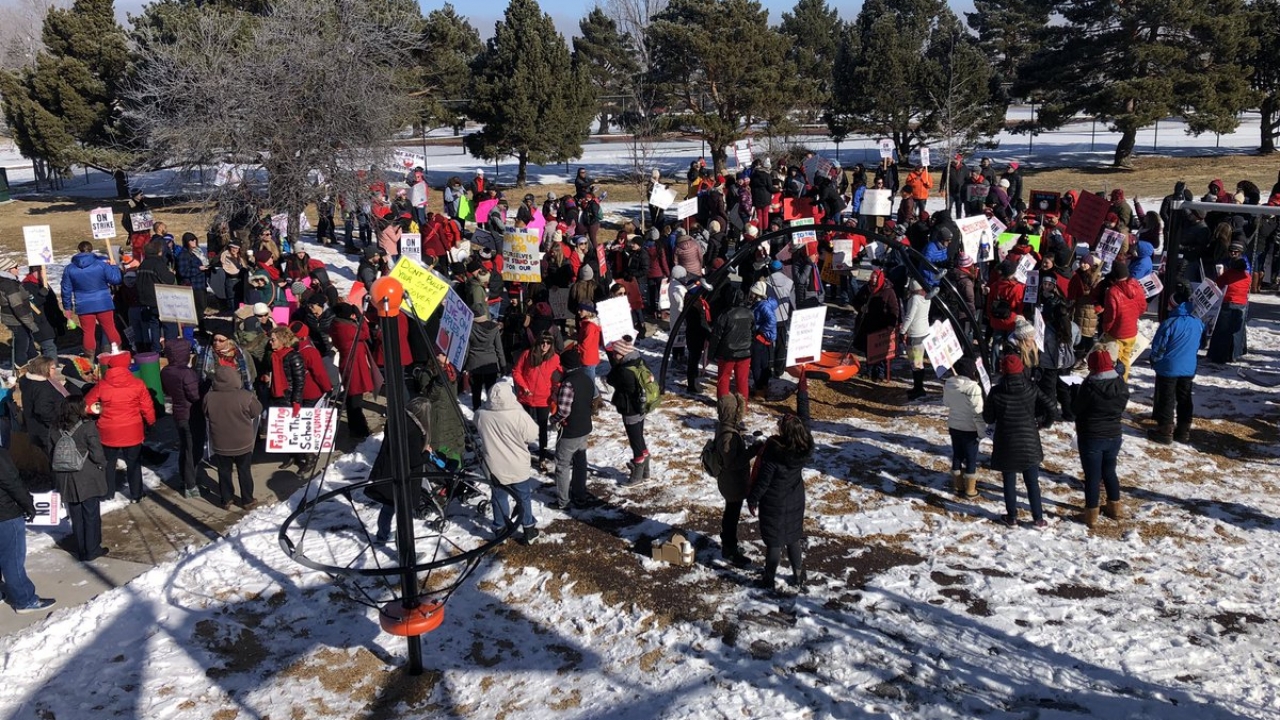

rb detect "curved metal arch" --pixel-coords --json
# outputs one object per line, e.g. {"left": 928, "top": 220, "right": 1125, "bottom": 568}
{"left": 657, "top": 222, "right": 988, "bottom": 392}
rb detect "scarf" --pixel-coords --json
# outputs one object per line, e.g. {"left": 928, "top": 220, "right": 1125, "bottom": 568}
{"left": 270, "top": 345, "right": 294, "bottom": 399}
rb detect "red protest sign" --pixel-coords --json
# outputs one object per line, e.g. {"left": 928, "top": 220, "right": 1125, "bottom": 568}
{"left": 866, "top": 328, "right": 896, "bottom": 364}
{"left": 1065, "top": 191, "right": 1110, "bottom": 247}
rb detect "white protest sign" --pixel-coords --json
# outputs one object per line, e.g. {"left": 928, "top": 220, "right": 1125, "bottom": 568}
{"left": 549, "top": 287, "right": 571, "bottom": 320}
{"left": 1023, "top": 270, "right": 1040, "bottom": 304}
{"left": 597, "top": 296, "right": 636, "bottom": 345}
{"left": 956, "top": 215, "right": 990, "bottom": 261}
{"left": 1138, "top": 272, "right": 1163, "bottom": 298}
{"left": 861, "top": 189, "right": 893, "bottom": 216}
{"left": 676, "top": 197, "right": 698, "bottom": 221}
{"left": 1034, "top": 306, "right": 1045, "bottom": 351}
{"left": 90, "top": 208, "right": 117, "bottom": 239}
{"left": 502, "top": 230, "right": 543, "bottom": 283}
{"left": 435, "top": 288, "right": 473, "bottom": 371}
{"left": 393, "top": 149, "right": 426, "bottom": 169}
{"left": 1014, "top": 254, "right": 1037, "bottom": 284}
{"left": 832, "top": 239, "right": 855, "bottom": 269}
{"left": 649, "top": 184, "right": 676, "bottom": 209}
{"left": 264, "top": 406, "right": 339, "bottom": 454}
{"left": 791, "top": 217, "right": 817, "bottom": 247}
{"left": 879, "top": 139, "right": 894, "bottom": 159}
{"left": 25, "top": 491, "right": 63, "bottom": 526}
{"left": 22, "top": 225, "right": 53, "bottom": 267}
{"left": 802, "top": 155, "right": 838, "bottom": 185}
{"left": 1189, "top": 281, "right": 1224, "bottom": 336}
{"left": 918, "top": 147, "right": 931, "bottom": 168}
{"left": 154, "top": 284, "right": 199, "bottom": 324}
{"left": 988, "top": 215, "right": 1007, "bottom": 238}
{"left": 129, "top": 210, "right": 155, "bottom": 232}
{"left": 1096, "top": 229, "right": 1125, "bottom": 273}
{"left": 976, "top": 357, "right": 991, "bottom": 393}
{"left": 213, "top": 163, "right": 245, "bottom": 187}
{"left": 922, "top": 320, "right": 964, "bottom": 377}
{"left": 785, "top": 305, "right": 827, "bottom": 366}
{"left": 400, "top": 233, "right": 422, "bottom": 264}
{"left": 734, "top": 139, "right": 754, "bottom": 166}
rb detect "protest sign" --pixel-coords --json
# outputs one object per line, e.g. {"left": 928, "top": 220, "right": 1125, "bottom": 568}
{"left": 393, "top": 149, "right": 426, "bottom": 169}
{"left": 734, "top": 139, "right": 753, "bottom": 167}
{"left": 878, "top": 139, "right": 894, "bottom": 159}
{"left": 956, "top": 215, "right": 990, "bottom": 261}
{"left": 154, "top": 285, "right": 199, "bottom": 324}
{"left": 130, "top": 210, "right": 155, "bottom": 232}
{"left": 976, "top": 357, "right": 991, "bottom": 393}
{"left": 548, "top": 287, "right": 571, "bottom": 319}
{"left": 781, "top": 196, "right": 818, "bottom": 221}
{"left": 997, "top": 233, "right": 1042, "bottom": 261}
{"left": 1028, "top": 189, "right": 1060, "bottom": 216}
{"left": 400, "top": 232, "right": 422, "bottom": 263}
{"left": 25, "top": 491, "right": 62, "bottom": 527}
{"left": 90, "top": 208, "right": 117, "bottom": 239}
{"left": 791, "top": 217, "right": 817, "bottom": 246}
{"left": 785, "top": 305, "right": 828, "bottom": 366}
{"left": 475, "top": 198, "right": 505, "bottom": 227}
{"left": 1034, "top": 306, "right": 1045, "bottom": 351}
{"left": 265, "top": 406, "right": 339, "bottom": 454}
{"left": 389, "top": 256, "right": 451, "bottom": 318}
{"left": 832, "top": 239, "right": 855, "bottom": 269}
{"left": 1138, "top": 272, "right": 1163, "bottom": 299}
{"left": 649, "top": 184, "right": 676, "bottom": 209}
{"left": 435, "top": 289, "right": 473, "bottom": 370}
{"left": 988, "top": 214, "right": 1007, "bottom": 238}
{"left": 1095, "top": 229, "right": 1125, "bottom": 273}
{"left": 922, "top": 320, "right": 964, "bottom": 377}
{"left": 1065, "top": 191, "right": 1110, "bottom": 245}
{"left": 502, "top": 230, "right": 543, "bottom": 283}
{"left": 676, "top": 197, "right": 698, "bottom": 220}
{"left": 1189, "top": 280, "right": 1224, "bottom": 336}
{"left": 23, "top": 225, "right": 53, "bottom": 267}
{"left": 866, "top": 327, "right": 896, "bottom": 364}
{"left": 918, "top": 147, "right": 931, "bottom": 167}
{"left": 1023, "top": 270, "right": 1040, "bottom": 303}
{"left": 597, "top": 296, "right": 636, "bottom": 346}
{"left": 802, "top": 155, "right": 838, "bottom": 185}
{"left": 1014, "top": 253, "right": 1038, "bottom": 284}
{"left": 861, "top": 189, "right": 892, "bottom": 216}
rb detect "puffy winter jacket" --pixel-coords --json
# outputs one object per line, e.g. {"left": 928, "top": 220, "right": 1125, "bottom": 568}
{"left": 943, "top": 375, "right": 986, "bottom": 435}
{"left": 922, "top": 241, "right": 949, "bottom": 287}
{"left": 475, "top": 380, "right": 539, "bottom": 485}
{"left": 1099, "top": 278, "right": 1146, "bottom": 340}
{"left": 711, "top": 305, "right": 754, "bottom": 361}
{"left": 1149, "top": 301, "right": 1204, "bottom": 378}
{"left": 61, "top": 252, "right": 122, "bottom": 315}
{"left": 576, "top": 319, "right": 602, "bottom": 367}
{"left": 1129, "top": 240, "right": 1155, "bottom": 280}
{"left": 753, "top": 297, "right": 778, "bottom": 343}
{"left": 160, "top": 339, "right": 201, "bottom": 423}
{"left": 645, "top": 243, "right": 670, "bottom": 280}
{"left": 1072, "top": 369, "right": 1129, "bottom": 440}
{"left": 19, "top": 374, "right": 62, "bottom": 452}
{"left": 747, "top": 438, "right": 809, "bottom": 547}
{"left": 512, "top": 350, "right": 561, "bottom": 408}
{"left": 902, "top": 293, "right": 930, "bottom": 339}
{"left": 982, "top": 371, "right": 1055, "bottom": 472}
{"left": 85, "top": 365, "right": 156, "bottom": 448}
{"left": 296, "top": 338, "right": 333, "bottom": 402}
{"left": 674, "top": 238, "right": 703, "bottom": 276}
{"left": 905, "top": 168, "right": 932, "bottom": 200}
{"left": 465, "top": 319, "right": 506, "bottom": 374}
{"left": 204, "top": 365, "right": 263, "bottom": 457}
{"left": 986, "top": 277, "right": 1025, "bottom": 333}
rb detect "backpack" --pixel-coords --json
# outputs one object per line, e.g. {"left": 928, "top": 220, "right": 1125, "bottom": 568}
{"left": 700, "top": 437, "right": 723, "bottom": 477}
{"left": 626, "top": 363, "right": 661, "bottom": 414}
{"left": 51, "top": 421, "right": 87, "bottom": 473}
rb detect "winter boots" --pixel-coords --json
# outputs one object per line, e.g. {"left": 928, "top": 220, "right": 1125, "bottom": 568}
{"left": 1103, "top": 500, "right": 1124, "bottom": 520}
{"left": 963, "top": 474, "right": 978, "bottom": 498}
{"left": 950, "top": 469, "right": 963, "bottom": 494}
{"left": 1082, "top": 506, "right": 1100, "bottom": 528}
{"left": 1147, "top": 424, "right": 1174, "bottom": 445}
{"left": 1173, "top": 424, "right": 1191, "bottom": 443}
{"left": 907, "top": 370, "right": 926, "bottom": 400}
{"left": 522, "top": 525, "right": 540, "bottom": 545}
{"left": 623, "top": 453, "right": 650, "bottom": 488}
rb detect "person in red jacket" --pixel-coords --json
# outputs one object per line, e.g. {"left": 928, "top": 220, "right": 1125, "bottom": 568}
{"left": 289, "top": 323, "right": 333, "bottom": 404}
{"left": 571, "top": 302, "right": 603, "bottom": 404}
{"left": 512, "top": 332, "right": 563, "bottom": 470}
{"left": 1209, "top": 249, "right": 1251, "bottom": 363}
{"left": 1096, "top": 261, "right": 1147, "bottom": 380}
{"left": 644, "top": 228, "right": 670, "bottom": 318}
{"left": 331, "top": 304, "right": 375, "bottom": 439}
{"left": 85, "top": 351, "right": 156, "bottom": 503}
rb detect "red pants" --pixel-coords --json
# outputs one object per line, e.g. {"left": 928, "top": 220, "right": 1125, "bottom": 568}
{"left": 716, "top": 357, "right": 750, "bottom": 398}
{"left": 754, "top": 207, "right": 770, "bottom": 232}
{"left": 78, "top": 310, "right": 121, "bottom": 355}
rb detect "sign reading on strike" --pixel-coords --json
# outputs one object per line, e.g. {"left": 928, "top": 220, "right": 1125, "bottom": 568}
{"left": 90, "top": 208, "right": 117, "bottom": 239}
{"left": 400, "top": 233, "right": 422, "bottom": 263}
{"left": 26, "top": 491, "right": 63, "bottom": 526}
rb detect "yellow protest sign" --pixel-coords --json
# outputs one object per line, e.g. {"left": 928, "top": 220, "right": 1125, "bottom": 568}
{"left": 389, "top": 256, "right": 451, "bottom": 318}
{"left": 502, "top": 230, "right": 543, "bottom": 283}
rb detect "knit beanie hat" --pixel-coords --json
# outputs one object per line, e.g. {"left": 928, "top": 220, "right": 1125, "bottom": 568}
{"left": 560, "top": 347, "right": 583, "bottom": 369}
{"left": 1087, "top": 348, "right": 1115, "bottom": 375}
{"left": 956, "top": 252, "right": 974, "bottom": 269}
{"left": 255, "top": 249, "right": 273, "bottom": 264}
{"left": 1013, "top": 317, "right": 1036, "bottom": 341}
{"left": 1000, "top": 353, "right": 1024, "bottom": 375}
{"left": 672, "top": 265, "right": 687, "bottom": 280}
{"left": 1110, "top": 261, "right": 1130, "bottom": 280}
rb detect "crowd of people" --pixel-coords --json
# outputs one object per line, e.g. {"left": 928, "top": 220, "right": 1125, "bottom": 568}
{"left": 0, "top": 150, "right": 1274, "bottom": 609}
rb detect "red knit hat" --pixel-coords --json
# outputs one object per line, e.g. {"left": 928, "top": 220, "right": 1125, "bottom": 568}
{"left": 1087, "top": 349, "right": 1115, "bottom": 374}
{"left": 1000, "top": 353, "right": 1024, "bottom": 375}
{"left": 100, "top": 351, "right": 132, "bottom": 369}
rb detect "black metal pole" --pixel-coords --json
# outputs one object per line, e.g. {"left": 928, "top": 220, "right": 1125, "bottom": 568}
{"left": 376, "top": 282, "right": 423, "bottom": 675}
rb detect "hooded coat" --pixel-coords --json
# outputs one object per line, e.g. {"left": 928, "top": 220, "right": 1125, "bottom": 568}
{"left": 160, "top": 339, "right": 201, "bottom": 423}
{"left": 943, "top": 375, "right": 987, "bottom": 435}
{"left": 475, "top": 381, "right": 539, "bottom": 485}
{"left": 605, "top": 351, "right": 647, "bottom": 417}
{"left": 1072, "top": 368, "right": 1129, "bottom": 440}
{"left": 1099, "top": 278, "right": 1146, "bottom": 341}
{"left": 204, "top": 365, "right": 263, "bottom": 456}
{"left": 331, "top": 317, "right": 377, "bottom": 395}
{"left": 747, "top": 436, "right": 810, "bottom": 546}
{"left": 1150, "top": 301, "right": 1204, "bottom": 378}
{"left": 465, "top": 318, "right": 506, "bottom": 374}
{"left": 982, "top": 372, "right": 1055, "bottom": 472}
{"left": 85, "top": 362, "right": 156, "bottom": 448}
{"left": 1129, "top": 240, "right": 1155, "bottom": 280}
{"left": 61, "top": 252, "right": 122, "bottom": 315}
{"left": 714, "top": 393, "right": 752, "bottom": 502}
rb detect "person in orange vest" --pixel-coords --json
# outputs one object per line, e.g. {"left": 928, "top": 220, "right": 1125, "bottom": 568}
{"left": 905, "top": 164, "right": 932, "bottom": 217}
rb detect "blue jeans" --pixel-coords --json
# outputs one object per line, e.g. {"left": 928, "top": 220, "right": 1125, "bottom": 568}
{"left": 1078, "top": 435, "right": 1122, "bottom": 508}
{"left": 1001, "top": 466, "right": 1043, "bottom": 522}
{"left": 490, "top": 477, "right": 535, "bottom": 530}
{"left": 949, "top": 429, "right": 979, "bottom": 473}
{"left": 0, "top": 515, "right": 37, "bottom": 608}
{"left": 376, "top": 504, "right": 394, "bottom": 543}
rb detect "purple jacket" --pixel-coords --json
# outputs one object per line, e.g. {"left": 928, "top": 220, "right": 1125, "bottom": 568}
{"left": 160, "top": 338, "right": 201, "bottom": 423}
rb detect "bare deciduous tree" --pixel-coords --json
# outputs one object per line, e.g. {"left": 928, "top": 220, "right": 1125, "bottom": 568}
{"left": 126, "top": 0, "right": 421, "bottom": 239}
{"left": 0, "top": 0, "right": 63, "bottom": 69}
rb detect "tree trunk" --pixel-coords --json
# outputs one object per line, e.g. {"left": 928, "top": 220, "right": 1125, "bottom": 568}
{"left": 516, "top": 150, "right": 528, "bottom": 187}
{"left": 597, "top": 112, "right": 610, "bottom": 135}
{"left": 711, "top": 144, "right": 728, "bottom": 176}
{"left": 1113, "top": 127, "right": 1137, "bottom": 167}
{"left": 113, "top": 169, "right": 129, "bottom": 199}
{"left": 1262, "top": 96, "right": 1278, "bottom": 155}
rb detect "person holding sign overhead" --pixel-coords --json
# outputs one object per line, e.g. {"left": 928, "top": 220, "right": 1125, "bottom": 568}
{"left": 61, "top": 241, "right": 123, "bottom": 357}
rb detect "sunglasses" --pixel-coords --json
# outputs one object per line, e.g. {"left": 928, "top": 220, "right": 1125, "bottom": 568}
{"left": 213, "top": 337, "right": 229, "bottom": 343}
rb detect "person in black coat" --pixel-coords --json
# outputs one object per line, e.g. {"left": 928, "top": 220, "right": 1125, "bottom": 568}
{"left": 747, "top": 412, "right": 814, "bottom": 592}
{"left": 50, "top": 398, "right": 109, "bottom": 561}
{"left": 1072, "top": 349, "right": 1130, "bottom": 527}
{"left": 710, "top": 290, "right": 754, "bottom": 399}
{"left": 0, "top": 446, "right": 55, "bottom": 612}
{"left": 983, "top": 353, "right": 1057, "bottom": 527}
{"left": 18, "top": 356, "right": 64, "bottom": 458}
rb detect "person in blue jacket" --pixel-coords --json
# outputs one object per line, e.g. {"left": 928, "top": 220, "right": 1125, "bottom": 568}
{"left": 60, "top": 241, "right": 123, "bottom": 357}
{"left": 1129, "top": 238, "right": 1156, "bottom": 280}
{"left": 1147, "top": 284, "right": 1205, "bottom": 444}
{"left": 922, "top": 228, "right": 953, "bottom": 290}
{"left": 749, "top": 279, "right": 778, "bottom": 398}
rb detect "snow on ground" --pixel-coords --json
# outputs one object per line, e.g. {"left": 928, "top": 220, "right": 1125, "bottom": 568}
{"left": 3, "top": 133, "right": 1280, "bottom": 718}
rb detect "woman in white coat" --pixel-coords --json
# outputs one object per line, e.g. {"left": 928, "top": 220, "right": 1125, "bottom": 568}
{"left": 942, "top": 357, "right": 986, "bottom": 498}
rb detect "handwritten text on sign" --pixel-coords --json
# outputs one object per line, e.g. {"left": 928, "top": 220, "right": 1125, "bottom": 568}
{"left": 154, "top": 284, "right": 200, "bottom": 324}
{"left": 90, "top": 208, "right": 117, "bottom": 239}
{"left": 866, "top": 327, "right": 896, "bottom": 364}
{"left": 922, "top": 320, "right": 964, "bottom": 377}
{"left": 23, "top": 225, "right": 53, "bottom": 267}
{"left": 502, "top": 230, "right": 543, "bottom": 283}
{"left": 389, "top": 256, "right": 451, "bottom": 318}
{"left": 265, "top": 407, "right": 338, "bottom": 454}
{"left": 785, "top": 305, "right": 827, "bottom": 367}
{"left": 597, "top": 296, "right": 636, "bottom": 346}
{"left": 436, "top": 288, "right": 473, "bottom": 371}
{"left": 676, "top": 198, "right": 698, "bottom": 221}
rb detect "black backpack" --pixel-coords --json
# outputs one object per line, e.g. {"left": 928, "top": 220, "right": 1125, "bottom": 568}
{"left": 51, "top": 421, "right": 88, "bottom": 473}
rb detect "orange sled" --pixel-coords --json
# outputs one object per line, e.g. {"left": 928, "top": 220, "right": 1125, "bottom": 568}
{"left": 785, "top": 351, "right": 861, "bottom": 382}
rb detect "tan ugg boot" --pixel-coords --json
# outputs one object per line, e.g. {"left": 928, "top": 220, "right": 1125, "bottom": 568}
{"left": 963, "top": 474, "right": 978, "bottom": 498}
{"left": 1082, "top": 506, "right": 1100, "bottom": 528}
{"left": 1103, "top": 500, "right": 1124, "bottom": 520}
{"left": 951, "top": 469, "right": 963, "bottom": 494}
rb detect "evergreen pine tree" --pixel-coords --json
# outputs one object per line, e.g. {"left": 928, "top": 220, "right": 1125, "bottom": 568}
{"left": 1016, "top": 0, "right": 1256, "bottom": 167}
{"left": 1248, "top": 0, "right": 1280, "bottom": 154}
{"left": 778, "top": 0, "right": 840, "bottom": 121}
{"left": 465, "top": 0, "right": 595, "bottom": 186}
{"left": 646, "top": 0, "right": 790, "bottom": 172}
{"left": 964, "top": 0, "right": 1050, "bottom": 83}
{"left": 421, "top": 4, "right": 482, "bottom": 132}
{"left": 0, "top": 0, "right": 133, "bottom": 195}
{"left": 574, "top": 8, "right": 639, "bottom": 135}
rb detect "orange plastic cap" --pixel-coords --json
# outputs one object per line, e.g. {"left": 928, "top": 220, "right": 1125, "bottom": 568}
{"left": 371, "top": 277, "right": 405, "bottom": 317}
{"left": 379, "top": 600, "right": 445, "bottom": 637}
